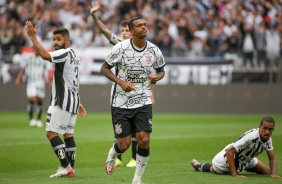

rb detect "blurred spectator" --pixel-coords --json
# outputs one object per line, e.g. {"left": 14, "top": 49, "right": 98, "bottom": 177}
{"left": 0, "top": 0, "right": 281, "bottom": 73}
{"left": 265, "top": 24, "right": 281, "bottom": 70}
{"left": 86, "top": 27, "right": 108, "bottom": 47}
{"left": 225, "top": 29, "right": 242, "bottom": 69}
{"left": 11, "top": 25, "right": 26, "bottom": 54}
{"left": 0, "top": 25, "right": 13, "bottom": 55}
{"left": 254, "top": 22, "right": 266, "bottom": 70}
{"left": 216, "top": 20, "right": 229, "bottom": 58}
{"left": 241, "top": 24, "right": 255, "bottom": 69}
{"left": 171, "top": 33, "right": 187, "bottom": 57}
{"left": 155, "top": 23, "right": 174, "bottom": 57}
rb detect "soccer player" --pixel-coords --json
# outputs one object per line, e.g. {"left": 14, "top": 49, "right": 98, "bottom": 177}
{"left": 24, "top": 21, "right": 86, "bottom": 178}
{"left": 101, "top": 16, "right": 165, "bottom": 184}
{"left": 15, "top": 49, "right": 52, "bottom": 127}
{"left": 190, "top": 116, "right": 281, "bottom": 178}
{"left": 90, "top": 0, "right": 155, "bottom": 168}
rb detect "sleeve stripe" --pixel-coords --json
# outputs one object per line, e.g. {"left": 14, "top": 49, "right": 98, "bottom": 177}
{"left": 53, "top": 52, "right": 68, "bottom": 60}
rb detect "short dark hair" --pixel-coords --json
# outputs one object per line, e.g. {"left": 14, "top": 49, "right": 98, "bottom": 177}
{"left": 121, "top": 21, "right": 128, "bottom": 28}
{"left": 260, "top": 116, "right": 275, "bottom": 126}
{"left": 128, "top": 16, "right": 142, "bottom": 30}
{"left": 53, "top": 27, "right": 69, "bottom": 38}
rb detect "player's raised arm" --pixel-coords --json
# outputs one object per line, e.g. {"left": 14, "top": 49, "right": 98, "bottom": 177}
{"left": 267, "top": 149, "right": 281, "bottom": 178}
{"left": 25, "top": 21, "right": 51, "bottom": 62}
{"left": 226, "top": 146, "right": 246, "bottom": 178}
{"left": 90, "top": 0, "right": 112, "bottom": 40}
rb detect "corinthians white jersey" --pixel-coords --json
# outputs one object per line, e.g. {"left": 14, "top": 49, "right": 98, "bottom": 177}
{"left": 49, "top": 48, "right": 80, "bottom": 114}
{"left": 228, "top": 128, "right": 273, "bottom": 164}
{"left": 20, "top": 54, "right": 50, "bottom": 87}
{"left": 105, "top": 38, "right": 165, "bottom": 109}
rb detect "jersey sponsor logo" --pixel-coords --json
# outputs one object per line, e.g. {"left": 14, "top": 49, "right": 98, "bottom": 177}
{"left": 127, "top": 96, "right": 147, "bottom": 106}
{"left": 127, "top": 70, "right": 146, "bottom": 83}
{"left": 57, "top": 148, "right": 66, "bottom": 159}
{"left": 67, "top": 125, "right": 75, "bottom": 129}
{"left": 138, "top": 60, "right": 142, "bottom": 65}
{"left": 59, "top": 126, "right": 67, "bottom": 130}
{"left": 115, "top": 124, "right": 122, "bottom": 134}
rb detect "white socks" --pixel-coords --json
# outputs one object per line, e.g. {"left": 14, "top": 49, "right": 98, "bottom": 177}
{"left": 133, "top": 154, "right": 149, "bottom": 180}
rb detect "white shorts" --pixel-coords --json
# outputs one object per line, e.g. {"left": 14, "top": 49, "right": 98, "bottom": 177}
{"left": 212, "top": 144, "right": 258, "bottom": 174}
{"left": 26, "top": 83, "right": 45, "bottom": 98}
{"left": 46, "top": 105, "right": 77, "bottom": 134}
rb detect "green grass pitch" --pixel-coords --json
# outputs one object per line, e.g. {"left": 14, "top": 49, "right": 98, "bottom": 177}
{"left": 0, "top": 112, "right": 281, "bottom": 184}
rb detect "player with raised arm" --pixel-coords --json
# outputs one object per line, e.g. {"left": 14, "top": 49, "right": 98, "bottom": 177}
{"left": 90, "top": 0, "right": 155, "bottom": 168}
{"left": 190, "top": 116, "right": 281, "bottom": 178}
{"left": 101, "top": 16, "right": 165, "bottom": 184}
{"left": 25, "top": 21, "right": 86, "bottom": 178}
{"left": 15, "top": 49, "right": 52, "bottom": 127}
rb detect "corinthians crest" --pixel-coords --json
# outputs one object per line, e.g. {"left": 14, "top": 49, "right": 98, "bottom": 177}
{"left": 115, "top": 124, "right": 122, "bottom": 134}
{"left": 145, "top": 55, "right": 152, "bottom": 64}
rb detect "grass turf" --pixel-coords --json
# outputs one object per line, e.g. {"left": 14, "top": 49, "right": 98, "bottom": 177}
{"left": 0, "top": 112, "right": 281, "bottom": 184}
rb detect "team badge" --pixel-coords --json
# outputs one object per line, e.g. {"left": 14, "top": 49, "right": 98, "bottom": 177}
{"left": 252, "top": 146, "right": 256, "bottom": 150}
{"left": 115, "top": 124, "right": 122, "bottom": 134}
{"left": 57, "top": 148, "right": 65, "bottom": 159}
{"left": 145, "top": 55, "right": 152, "bottom": 64}
{"left": 72, "top": 152, "right": 76, "bottom": 160}
{"left": 138, "top": 60, "right": 142, "bottom": 65}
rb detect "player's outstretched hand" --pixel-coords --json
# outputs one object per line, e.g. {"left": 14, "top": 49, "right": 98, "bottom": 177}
{"left": 25, "top": 20, "right": 37, "bottom": 38}
{"left": 119, "top": 80, "right": 135, "bottom": 92}
{"left": 149, "top": 75, "right": 158, "bottom": 84}
{"left": 271, "top": 175, "right": 281, "bottom": 178}
{"left": 78, "top": 104, "right": 86, "bottom": 118}
{"left": 90, "top": 0, "right": 101, "bottom": 15}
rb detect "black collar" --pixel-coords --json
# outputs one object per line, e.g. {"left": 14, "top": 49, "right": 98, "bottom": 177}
{"left": 130, "top": 38, "right": 147, "bottom": 52}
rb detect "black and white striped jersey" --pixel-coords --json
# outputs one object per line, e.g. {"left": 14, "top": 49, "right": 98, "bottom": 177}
{"left": 20, "top": 54, "right": 51, "bottom": 87}
{"left": 49, "top": 48, "right": 80, "bottom": 114}
{"left": 231, "top": 128, "right": 273, "bottom": 164}
{"left": 105, "top": 38, "right": 165, "bottom": 109}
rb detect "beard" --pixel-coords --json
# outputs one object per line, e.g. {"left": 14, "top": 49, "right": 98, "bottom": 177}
{"left": 54, "top": 42, "right": 65, "bottom": 50}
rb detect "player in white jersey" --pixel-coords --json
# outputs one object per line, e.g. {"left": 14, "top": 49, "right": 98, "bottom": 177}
{"left": 190, "top": 116, "right": 281, "bottom": 178}
{"left": 101, "top": 16, "right": 165, "bottom": 184}
{"left": 90, "top": 0, "right": 155, "bottom": 168}
{"left": 25, "top": 21, "right": 86, "bottom": 178}
{"left": 15, "top": 49, "right": 52, "bottom": 127}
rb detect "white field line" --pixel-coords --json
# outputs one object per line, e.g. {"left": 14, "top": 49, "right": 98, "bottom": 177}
{"left": 0, "top": 132, "right": 281, "bottom": 147}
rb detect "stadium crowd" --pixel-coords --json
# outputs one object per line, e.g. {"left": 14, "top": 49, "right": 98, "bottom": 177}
{"left": 0, "top": 0, "right": 282, "bottom": 70}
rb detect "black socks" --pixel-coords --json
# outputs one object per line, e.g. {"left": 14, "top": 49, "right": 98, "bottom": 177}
{"left": 50, "top": 136, "right": 69, "bottom": 168}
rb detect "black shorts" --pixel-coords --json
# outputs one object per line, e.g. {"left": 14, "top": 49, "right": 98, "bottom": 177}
{"left": 111, "top": 105, "right": 152, "bottom": 138}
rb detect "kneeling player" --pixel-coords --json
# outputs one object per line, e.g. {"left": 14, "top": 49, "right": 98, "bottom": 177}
{"left": 190, "top": 116, "right": 281, "bottom": 178}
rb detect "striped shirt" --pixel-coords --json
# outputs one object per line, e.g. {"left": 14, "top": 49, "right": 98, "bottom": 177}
{"left": 20, "top": 54, "right": 51, "bottom": 87}
{"left": 49, "top": 48, "right": 80, "bottom": 114}
{"left": 231, "top": 128, "right": 273, "bottom": 164}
